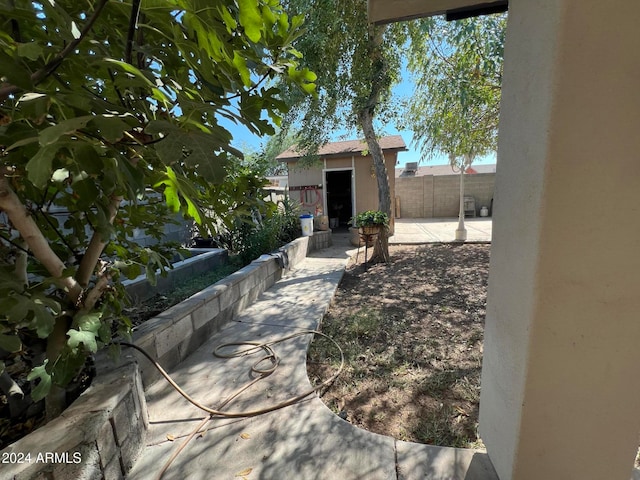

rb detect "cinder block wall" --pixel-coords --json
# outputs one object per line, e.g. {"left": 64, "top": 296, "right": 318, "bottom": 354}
{"left": 433, "top": 175, "right": 461, "bottom": 217}
{"left": 396, "top": 173, "right": 495, "bottom": 218}
{"left": 464, "top": 174, "right": 495, "bottom": 215}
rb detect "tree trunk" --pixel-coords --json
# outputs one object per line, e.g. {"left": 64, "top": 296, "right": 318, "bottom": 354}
{"left": 358, "top": 109, "right": 391, "bottom": 215}
{"left": 358, "top": 109, "right": 391, "bottom": 264}
{"left": 45, "top": 317, "right": 70, "bottom": 420}
{"left": 455, "top": 166, "right": 467, "bottom": 241}
{"left": 356, "top": 23, "right": 391, "bottom": 264}
{"left": 0, "top": 173, "right": 83, "bottom": 303}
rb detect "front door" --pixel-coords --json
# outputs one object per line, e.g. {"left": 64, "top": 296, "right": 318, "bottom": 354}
{"left": 325, "top": 169, "right": 353, "bottom": 228}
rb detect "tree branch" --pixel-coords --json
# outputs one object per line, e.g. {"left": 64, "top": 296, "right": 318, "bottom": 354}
{"left": 76, "top": 194, "right": 122, "bottom": 287}
{"left": 0, "top": 232, "right": 31, "bottom": 256}
{"left": 136, "top": 12, "right": 146, "bottom": 69}
{"left": 0, "top": 370, "right": 29, "bottom": 418}
{"left": 125, "top": 0, "right": 142, "bottom": 65}
{"left": 362, "top": 24, "right": 387, "bottom": 113}
{"left": 80, "top": 266, "right": 111, "bottom": 313}
{"left": 0, "top": 171, "right": 82, "bottom": 303}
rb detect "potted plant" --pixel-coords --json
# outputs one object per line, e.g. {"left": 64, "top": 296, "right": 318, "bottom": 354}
{"left": 350, "top": 210, "right": 389, "bottom": 235}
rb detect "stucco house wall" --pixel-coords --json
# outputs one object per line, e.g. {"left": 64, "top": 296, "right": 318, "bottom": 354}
{"left": 353, "top": 153, "right": 398, "bottom": 214}
{"left": 287, "top": 163, "right": 323, "bottom": 188}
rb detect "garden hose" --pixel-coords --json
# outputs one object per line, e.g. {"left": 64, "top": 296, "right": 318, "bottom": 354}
{"left": 119, "top": 330, "right": 344, "bottom": 479}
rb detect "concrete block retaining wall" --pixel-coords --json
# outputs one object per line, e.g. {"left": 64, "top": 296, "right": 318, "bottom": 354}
{"left": 0, "top": 362, "right": 146, "bottom": 480}
{"left": 0, "top": 231, "right": 331, "bottom": 480}
{"left": 123, "top": 248, "right": 228, "bottom": 303}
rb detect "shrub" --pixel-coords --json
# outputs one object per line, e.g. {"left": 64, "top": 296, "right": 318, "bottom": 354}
{"left": 350, "top": 210, "right": 389, "bottom": 228}
{"left": 215, "top": 195, "right": 301, "bottom": 266}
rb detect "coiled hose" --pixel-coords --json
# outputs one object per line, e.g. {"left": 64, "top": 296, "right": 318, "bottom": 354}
{"left": 119, "top": 329, "right": 344, "bottom": 479}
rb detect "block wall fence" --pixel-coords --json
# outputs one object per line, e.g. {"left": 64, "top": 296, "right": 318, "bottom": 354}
{"left": 395, "top": 173, "right": 495, "bottom": 218}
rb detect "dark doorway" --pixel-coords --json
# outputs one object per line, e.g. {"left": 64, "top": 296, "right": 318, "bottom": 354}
{"left": 325, "top": 170, "right": 353, "bottom": 228}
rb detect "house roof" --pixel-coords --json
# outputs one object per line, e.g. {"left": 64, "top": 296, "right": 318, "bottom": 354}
{"left": 276, "top": 135, "right": 407, "bottom": 162}
{"left": 395, "top": 163, "right": 496, "bottom": 177}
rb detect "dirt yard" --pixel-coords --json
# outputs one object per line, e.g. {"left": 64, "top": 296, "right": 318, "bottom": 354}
{"left": 307, "top": 243, "right": 490, "bottom": 448}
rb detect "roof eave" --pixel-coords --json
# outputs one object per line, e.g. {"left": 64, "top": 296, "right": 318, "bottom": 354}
{"left": 277, "top": 146, "right": 407, "bottom": 163}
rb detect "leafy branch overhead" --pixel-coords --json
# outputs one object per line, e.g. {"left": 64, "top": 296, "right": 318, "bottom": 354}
{"left": 404, "top": 14, "right": 506, "bottom": 162}
{"left": 0, "top": 0, "right": 315, "bottom": 415}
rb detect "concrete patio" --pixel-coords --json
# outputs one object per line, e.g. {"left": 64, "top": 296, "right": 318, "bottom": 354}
{"left": 390, "top": 217, "right": 492, "bottom": 244}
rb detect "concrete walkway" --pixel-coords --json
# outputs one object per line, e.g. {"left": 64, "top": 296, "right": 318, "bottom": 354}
{"left": 129, "top": 231, "right": 497, "bottom": 480}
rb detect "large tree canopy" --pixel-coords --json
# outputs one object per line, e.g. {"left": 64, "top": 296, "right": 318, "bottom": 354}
{"left": 404, "top": 14, "right": 506, "bottom": 163}
{"left": 0, "top": 0, "right": 314, "bottom": 416}
{"left": 403, "top": 13, "right": 506, "bottom": 241}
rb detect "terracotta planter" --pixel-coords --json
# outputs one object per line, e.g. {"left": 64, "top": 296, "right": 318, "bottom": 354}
{"left": 360, "top": 225, "right": 382, "bottom": 235}
{"left": 349, "top": 226, "right": 381, "bottom": 247}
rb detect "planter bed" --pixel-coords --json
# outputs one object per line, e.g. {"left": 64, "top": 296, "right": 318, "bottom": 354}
{"left": 123, "top": 248, "right": 229, "bottom": 303}
{"left": 0, "top": 231, "right": 331, "bottom": 480}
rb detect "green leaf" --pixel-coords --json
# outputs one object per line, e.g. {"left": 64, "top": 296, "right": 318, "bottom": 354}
{"left": 16, "top": 42, "right": 43, "bottom": 61}
{"left": 261, "top": 4, "right": 277, "bottom": 28}
{"left": 0, "top": 51, "right": 32, "bottom": 89}
{"left": 113, "top": 260, "right": 142, "bottom": 280}
{"left": 27, "top": 362, "right": 52, "bottom": 402}
{"left": 103, "top": 58, "right": 154, "bottom": 87}
{"left": 162, "top": 181, "right": 181, "bottom": 211}
{"left": 67, "top": 329, "right": 98, "bottom": 353}
{"left": 32, "top": 294, "right": 61, "bottom": 314}
{"left": 153, "top": 166, "right": 204, "bottom": 224}
{"left": 72, "top": 178, "right": 101, "bottom": 209}
{"left": 74, "top": 312, "right": 102, "bottom": 334}
{"left": 31, "top": 302, "right": 57, "bottom": 338}
{"left": 0, "top": 268, "right": 26, "bottom": 292}
{"left": 39, "top": 116, "right": 93, "bottom": 146}
{"left": 0, "top": 334, "right": 22, "bottom": 353}
{"left": 4, "top": 297, "right": 30, "bottom": 325}
{"left": 25, "top": 145, "right": 58, "bottom": 188}
{"left": 50, "top": 350, "right": 86, "bottom": 386}
{"left": 300, "top": 82, "right": 316, "bottom": 95}
{"left": 155, "top": 134, "right": 185, "bottom": 165}
{"left": 90, "top": 115, "right": 131, "bottom": 143}
{"left": 6, "top": 135, "right": 39, "bottom": 151}
{"left": 16, "top": 93, "right": 50, "bottom": 124}
{"left": 238, "top": 0, "right": 263, "bottom": 43}
{"left": 98, "top": 322, "right": 112, "bottom": 344}
{"left": 218, "top": 4, "right": 238, "bottom": 30}
{"left": 145, "top": 264, "right": 157, "bottom": 286}
{"left": 232, "top": 51, "right": 251, "bottom": 87}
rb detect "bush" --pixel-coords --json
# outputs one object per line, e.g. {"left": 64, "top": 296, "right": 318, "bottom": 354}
{"left": 350, "top": 210, "right": 389, "bottom": 228}
{"left": 216, "top": 196, "right": 301, "bottom": 266}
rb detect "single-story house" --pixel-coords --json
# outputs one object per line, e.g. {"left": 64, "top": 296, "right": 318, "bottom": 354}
{"left": 276, "top": 136, "right": 407, "bottom": 227}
